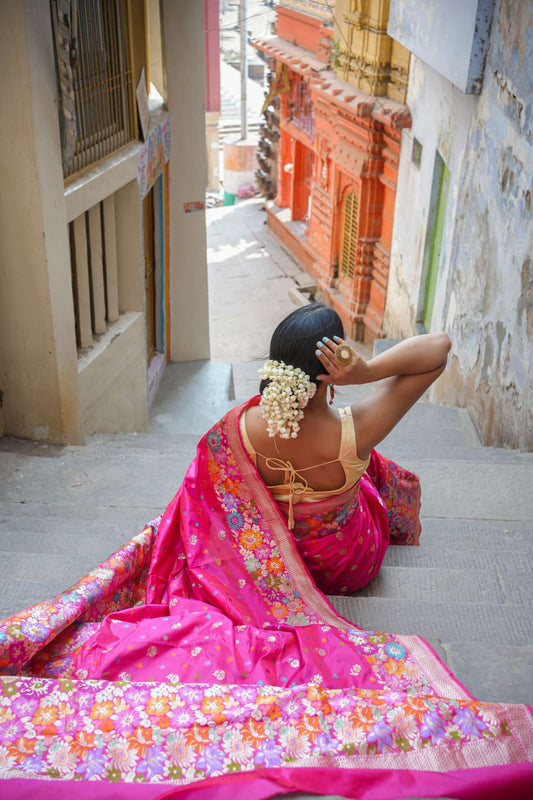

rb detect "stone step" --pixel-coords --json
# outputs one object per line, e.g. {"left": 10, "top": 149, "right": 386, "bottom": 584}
{"left": 92, "top": 436, "right": 530, "bottom": 464}
{"left": 0, "top": 502, "right": 156, "bottom": 539}
{"left": 0, "top": 502, "right": 159, "bottom": 620}
{"left": 1, "top": 429, "right": 529, "bottom": 468}
{"left": 356, "top": 565, "right": 531, "bottom": 606}
{"left": 148, "top": 360, "right": 236, "bottom": 437}
{"left": 377, "top": 442, "right": 530, "bottom": 463}
{"left": 0, "top": 445, "right": 186, "bottom": 509}
{"left": 438, "top": 641, "right": 533, "bottom": 706}
{"left": 329, "top": 594, "right": 533, "bottom": 648}
{"left": 2, "top": 447, "right": 530, "bottom": 521}
{"left": 384, "top": 517, "right": 533, "bottom": 571}
{"left": 395, "top": 458, "right": 532, "bottom": 520}
{"left": 328, "top": 596, "right": 533, "bottom": 705}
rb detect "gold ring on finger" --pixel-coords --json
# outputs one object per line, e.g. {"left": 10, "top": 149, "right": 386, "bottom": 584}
{"left": 335, "top": 344, "right": 354, "bottom": 366}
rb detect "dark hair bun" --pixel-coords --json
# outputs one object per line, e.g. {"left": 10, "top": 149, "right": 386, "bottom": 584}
{"left": 260, "top": 302, "right": 344, "bottom": 393}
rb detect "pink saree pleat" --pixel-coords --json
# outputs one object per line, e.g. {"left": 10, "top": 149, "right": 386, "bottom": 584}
{"left": 0, "top": 398, "right": 531, "bottom": 797}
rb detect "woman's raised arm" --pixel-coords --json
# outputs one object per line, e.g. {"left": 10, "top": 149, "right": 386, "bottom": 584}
{"left": 316, "top": 333, "right": 451, "bottom": 459}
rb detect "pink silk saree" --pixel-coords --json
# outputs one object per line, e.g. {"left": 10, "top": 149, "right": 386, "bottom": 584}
{"left": 0, "top": 399, "right": 532, "bottom": 798}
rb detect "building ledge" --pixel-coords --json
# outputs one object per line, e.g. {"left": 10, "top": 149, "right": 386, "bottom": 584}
{"left": 65, "top": 144, "right": 140, "bottom": 222}
{"left": 252, "top": 35, "right": 411, "bottom": 129}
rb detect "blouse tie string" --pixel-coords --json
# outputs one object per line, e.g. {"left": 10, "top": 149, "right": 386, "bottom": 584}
{"left": 264, "top": 457, "right": 310, "bottom": 530}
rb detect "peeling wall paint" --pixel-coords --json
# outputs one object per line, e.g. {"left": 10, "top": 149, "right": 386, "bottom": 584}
{"left": 385, "top": 0, "right": 533, "bottom": 450}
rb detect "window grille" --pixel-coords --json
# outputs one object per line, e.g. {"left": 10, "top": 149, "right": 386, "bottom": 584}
{"left": 340, "top": 191, "right": 359, "bottom": 279}
{"left": 51, "top": 0, "right": 137, "bottom": 180}
{"left": 288, "top": 75, "right": 314, "bottom": 138}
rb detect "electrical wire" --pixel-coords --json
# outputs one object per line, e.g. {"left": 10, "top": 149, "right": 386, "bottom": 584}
{"left": 203, "top": 7, "right": 274, "bottom": 35}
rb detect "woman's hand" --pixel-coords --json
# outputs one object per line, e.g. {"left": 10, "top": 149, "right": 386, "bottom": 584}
{"left": 315, "top": 336, "right": 370, "bottom": 385}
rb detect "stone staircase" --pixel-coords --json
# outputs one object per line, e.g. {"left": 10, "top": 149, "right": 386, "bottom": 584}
{"left": 1, "top": 360, "right": 532, "bottom": 707}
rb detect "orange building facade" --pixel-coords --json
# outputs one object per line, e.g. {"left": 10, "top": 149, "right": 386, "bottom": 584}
{"left": 254, "top": 1, "right": 411, "bottom": 342}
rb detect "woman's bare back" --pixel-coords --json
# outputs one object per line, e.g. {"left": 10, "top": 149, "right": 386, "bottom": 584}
{"left": 243, "top": 402, "right": 351, "bottom": 491}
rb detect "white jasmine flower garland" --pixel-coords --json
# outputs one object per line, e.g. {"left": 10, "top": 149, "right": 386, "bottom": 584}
{"left": 258, "top": 360, "right": 317, "bottom": 439}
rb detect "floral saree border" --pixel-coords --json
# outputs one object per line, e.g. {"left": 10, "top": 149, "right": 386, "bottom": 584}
{"left": 226, "top": 403, "right": 479, "bottom": 704}
{"left": 226, "top": 403, "right": 352, "bottom": 629}
{"left": 0, "top": 674, "right": 532, "bottom": 789}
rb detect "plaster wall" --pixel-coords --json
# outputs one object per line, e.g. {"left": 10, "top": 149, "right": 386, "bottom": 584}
{"left": 0, "top": 1, "right": 82, "bottom": 444}
{"left": 385, "top": 0, "right": 533, "bottom": 450}
{"left": 384, "top": 56, "right": 477, "bottom": 338}
{"left": 162, "top": 0, "right": 210, "bottom": 361}
{"left": 388, "top": 0, "right": 494, "bottom": 94}
{"left": 78, "top": 312, "right": 147, "bottom": 435}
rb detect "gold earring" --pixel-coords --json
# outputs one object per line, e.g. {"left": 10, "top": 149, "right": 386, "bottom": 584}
{"left": 329, "top": 385, "right": 335, "bottom": 406}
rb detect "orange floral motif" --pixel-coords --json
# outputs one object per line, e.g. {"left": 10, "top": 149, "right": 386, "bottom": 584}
{"left": 257, "top": 692, "right": 278, "bottom": 707}
{"left": 266, "top": 703, "right": 281, "bottom": 721}
{"left": 267, "top": 557, "right": 284, "bottom": 574}
{"left": 200, "top": 696, "right": 227, "bottom": 723}
{"left": 307, "top": 685, "right": 328, "bottom": 703}
{"left": 127, "top": 725, "right": 154, "bottom": 756}
{"left": 89, "top": 700, "right": 114, "bottom": 719}
{"left": 349, "top": 706, "right": 375, "bottom": 732}
{"left": 32, "top": 706, "right": 59, "bottom": 728}
{"left": 296, "top": 713, "right": 322, "bottom": 742}
{"left": 0, "top": 707, "right": 15, "bottom": 725}
{"left": 271, "top": 603, "right": 289, "bottom": 620}
{"left": 383, "top": 657, "right": 405, "bottom": 677}
{"left": 404, "top": 696, "right": 429, "bottom": 721}
{"left": 242, "top": 718, "right": 268, "bottom": 745}
{"left": 239, "top": 526, "right": 263, "bottom": 551}
{"left": 223, "top": 478, "right": 236, "bottom": 494}
{"left": 8, "top": 736, "right": 37, "bottom": 762}
{"left": 146, "top": 697, "right": 170, "bottom": 716}
{"left": 185, "top": 723, "right": 211, "bottom": 752}
{"left": 70, "top": 731, "right": 96, "bottom": 758}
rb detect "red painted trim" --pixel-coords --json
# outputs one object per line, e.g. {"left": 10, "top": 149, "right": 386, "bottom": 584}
{"left": 203, "top": 0, "right": 220, "bottom": 112}
{"left": 277, "top": 5, "right": 323, "bottom": 54}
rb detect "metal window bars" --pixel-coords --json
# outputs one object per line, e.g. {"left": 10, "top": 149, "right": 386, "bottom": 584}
{"left": 51, "top": 0, "right": 137, "bottom": 180}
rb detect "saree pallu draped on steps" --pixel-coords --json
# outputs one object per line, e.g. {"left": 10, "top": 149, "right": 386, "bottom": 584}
{"left": 0, "top": 399, "right": 532, "bottom": 798}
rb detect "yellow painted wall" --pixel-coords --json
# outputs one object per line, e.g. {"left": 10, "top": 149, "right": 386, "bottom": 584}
{"left": 333, "top": 0, "right": 409, "bottom": 102}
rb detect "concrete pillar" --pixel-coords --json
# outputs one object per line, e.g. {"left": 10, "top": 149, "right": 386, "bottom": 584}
{"left": 0, "top": 1, "right": 83, "bottom": 444}
{"left": 161, "top": 0, "right": 210, "bottom": 361}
